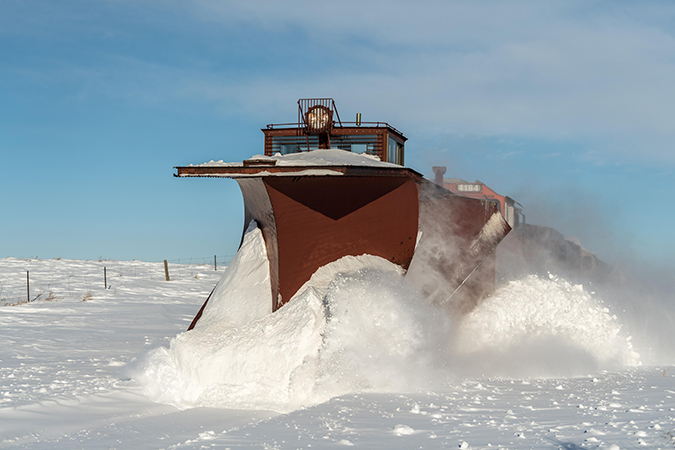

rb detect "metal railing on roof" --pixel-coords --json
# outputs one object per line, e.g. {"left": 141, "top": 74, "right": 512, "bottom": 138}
{"left": 265, "top": 121, "right": 405, "bottom": 136}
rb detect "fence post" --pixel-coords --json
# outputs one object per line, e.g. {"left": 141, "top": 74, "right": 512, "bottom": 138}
{"left": 27, "top": 271, "right": 30, "bottom": 303}
{"left": 104, "top": 267, "right": 107, "bottom": 289}
{"left": 214, "top": 255, "right": 217, "bottom": 271}
{"left": 164, "top": 260, "right": 170, "bottom": 281}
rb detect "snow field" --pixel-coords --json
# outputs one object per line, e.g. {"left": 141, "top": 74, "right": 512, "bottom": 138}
{"left": 0, "top": 257, "right": 221, "bottom": 410}
{"left": 1, "top": 227, "right": 675, "bottom": 448}
{"left": 172, "top": 369, "right": 675, "bottom": 449}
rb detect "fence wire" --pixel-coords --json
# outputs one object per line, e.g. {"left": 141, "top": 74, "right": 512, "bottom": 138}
{"left": 0, "top": 257, "right": 233, "bottom": 306}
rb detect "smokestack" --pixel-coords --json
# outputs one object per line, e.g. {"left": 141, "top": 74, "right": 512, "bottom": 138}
{"left": 432, "top": 166, "right": 447, "bottom": 186}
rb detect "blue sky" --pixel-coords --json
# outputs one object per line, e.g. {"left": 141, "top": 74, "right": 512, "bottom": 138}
{"left": 1, "top": 0, "right": 674, "bottom": 268}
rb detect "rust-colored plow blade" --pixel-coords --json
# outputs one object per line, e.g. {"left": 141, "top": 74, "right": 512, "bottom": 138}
{"left": 185, "top": 169, "right": 511, "bottom": 330}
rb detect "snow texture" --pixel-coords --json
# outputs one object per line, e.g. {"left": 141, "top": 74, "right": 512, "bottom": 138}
{"left": 1, "top": 228, "right": 674, "bottom": 448}
{"left": 452, "top": 273, "right": 641, "bottom": 378}
{"left": 130, "top": 225, "right": 447, "bottom": 412}
{"left": 131, "top": 224, "right": 650, "bottom": 407}
{"left": 190, "top": 148, "right": 399, "bottom": 168}
{"left": 191, "top": 221, "right": 272, "bottom": 330}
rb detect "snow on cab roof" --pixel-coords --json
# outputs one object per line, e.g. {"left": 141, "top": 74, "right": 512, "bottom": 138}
{"left": 190, "top": 149, "right": 400, "bottom": 169}
{"left": 175, "top": 149, "right": 420, "bottom": 178}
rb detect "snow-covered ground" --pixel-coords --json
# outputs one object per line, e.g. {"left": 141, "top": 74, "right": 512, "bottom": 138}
{"left": 1, "top": 247, "right": 674, "bottom": 449}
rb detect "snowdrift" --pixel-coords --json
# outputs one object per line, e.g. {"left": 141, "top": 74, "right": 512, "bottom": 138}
{"left": 128, "top": 223, "right": 640, "bottom": 412}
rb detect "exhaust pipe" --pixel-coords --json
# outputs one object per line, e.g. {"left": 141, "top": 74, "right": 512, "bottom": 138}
{"left": 432, "top": 166, "right": 446, "bottom": 186}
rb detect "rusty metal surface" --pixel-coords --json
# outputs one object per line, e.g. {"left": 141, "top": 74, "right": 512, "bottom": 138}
{"left": 185, "top": 169, "right": 511, "bottom": 329}
{"left": 237, "top": 178, "right": 281, "bottom": 310}
{"left": 406, "top": 178, "right": 511, "bottom": 316}
{"left": 265, "top": 175, "right": 420, "bottom": 308}
{"left": 174, "top": 164, "right": 423, "bottom": 179}
{"left": 187, "top": 285, "right": 217, "bottom": 331}
{"left": 264, "top": 122, "right": 406, "bottom": 138}
{"left": 262, "top": 124, "right": 407, "bottom": 158}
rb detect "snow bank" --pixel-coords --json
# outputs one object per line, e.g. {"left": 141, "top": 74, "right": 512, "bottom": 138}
{"left": 133, "top": 286, "right": 325, "bottom": 411}
{"left": 191, "top": 221, "right": 272, "bottom": 330}
{"left": 129, "top": 225, "right": 641, "bottom": 412}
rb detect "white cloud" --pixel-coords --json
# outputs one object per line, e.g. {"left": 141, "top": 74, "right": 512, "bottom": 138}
{"left": 139, "top": 0, "right": 675, "bottom": 165}
{"left": 11, "top": 0, "right": 675, "bottom": 165}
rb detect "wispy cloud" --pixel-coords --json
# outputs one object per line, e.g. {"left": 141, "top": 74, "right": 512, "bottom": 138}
{"left": 152, "top": 0, "right": 675, "bottom": 165}
{"left": 6, "top": 0, "right": 675, "bottom": 165}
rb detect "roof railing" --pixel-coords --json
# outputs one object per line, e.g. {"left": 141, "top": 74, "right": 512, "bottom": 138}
{"left": 265, "top": 121, "right": 404, "bottom": 136}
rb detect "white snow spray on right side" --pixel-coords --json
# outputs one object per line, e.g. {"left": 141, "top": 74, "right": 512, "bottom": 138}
{"left": 450, "top": 273, "right": 641, "bottom": 378}
{"left": 128, "top": 223, "right": 642, "bottom": 412}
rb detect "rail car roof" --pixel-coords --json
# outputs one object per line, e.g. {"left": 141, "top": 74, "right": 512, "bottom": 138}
{"left": 175, "top": 149, "right": 423, "bottom": 179}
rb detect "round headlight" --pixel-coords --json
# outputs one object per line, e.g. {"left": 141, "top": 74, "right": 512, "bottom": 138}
{"left": 306, "top": 105, "right": 330, "bottom": 132}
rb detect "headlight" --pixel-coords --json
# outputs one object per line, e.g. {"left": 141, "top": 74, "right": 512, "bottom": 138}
{"left": 306, "top": 105, "right": 330, "bottom": 132}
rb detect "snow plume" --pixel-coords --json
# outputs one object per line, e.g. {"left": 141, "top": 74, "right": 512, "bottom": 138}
{"left": 132, "top": 287, "right": 326, "bottom": 412}
{"left": 128, "top": 223, "right": 640, "bottom": 412}
{"left": 599, "top": 262, "right": 675, "bottom": 366}
{"left": 311, "top": 267, "right": 451, "bottom": 402}
{"left": 127, "top": 224, "right": 450, "bottom": 412}
{"left": 452, "top": 273, "right": 641, "bottom": 378}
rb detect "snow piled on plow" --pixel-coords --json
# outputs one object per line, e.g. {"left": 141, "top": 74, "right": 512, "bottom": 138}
{"left": 128, "top": 223, "right": 641, "bottom": 412}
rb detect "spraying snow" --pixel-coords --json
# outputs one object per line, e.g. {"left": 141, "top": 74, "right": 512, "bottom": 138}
{"left": 0, "top": 256, "right": 670, "bottom": 448}
{"left": 452, "top": 273, "right": 640, "bottom": 377}
{"left": 129, "top": 223, "right": 641, "bottom": 412}
{"left": 311, "top": 267, "right": 452, "bottom": 403}
{"left": 129, "top": 224, "right": 448, "bottom": 411}
{"left": 133, "top": 286, "right": 325, "bottom": 411}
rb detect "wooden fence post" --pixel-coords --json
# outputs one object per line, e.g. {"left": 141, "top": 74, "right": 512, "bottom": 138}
{"left": 27, "top": 271, "right": 30, "bottom": 303}
{"left": 104, "top": 267, "right": 107, "bottom": 289}
{"left": 214, "top": 255, "right": 217, "bottom": 271}
{"left": 164, "top": 260, "right": 170, "bottom": 281}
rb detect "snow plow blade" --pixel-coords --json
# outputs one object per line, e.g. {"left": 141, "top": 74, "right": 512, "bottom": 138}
{"left": 178, "top": 154, "right": 510, "bottom": 329}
